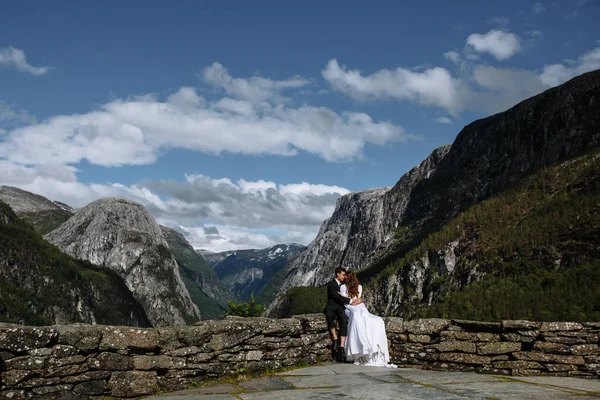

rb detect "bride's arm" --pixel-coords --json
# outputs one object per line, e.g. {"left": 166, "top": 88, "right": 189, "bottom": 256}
{"left": 339, "top": 284, "right": 349, "bottom": 297}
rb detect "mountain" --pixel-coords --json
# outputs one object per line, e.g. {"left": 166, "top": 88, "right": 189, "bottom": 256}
{"left": 366, "top": 147, "right": 600, "bottom": 320}
{"left": 45, "top": 197, "right": 201, "bottom": 326}
{"left": 203, "top": 244, "right": 306, "bottom": 302}
{"left": 0, "top": 200, "right": 149, "bottom": 326}
{"left": 0, "top": 185, "right": 73, "bottom": 235}
{"left": 267, "top": 145, "right": 450, "bottom": 304}
{"left": 161, "top": 226, "right": 231, "bottom": 319}
{"left": 269, "top": 69, "right": 600, "bottom": 319}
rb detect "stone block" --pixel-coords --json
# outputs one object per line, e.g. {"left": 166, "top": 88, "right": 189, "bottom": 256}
{"left": 42, "top": 362, "right": 88, "bottom": 378}
{"left": 501, "top": 333, "right": 536, "bottom": 343}
{"left": 429, "top": 341, "right": 476, "bottom": 353}
{"left": 51, "top": 345, "right": 79, "bottom": 358}
{"left": 27, "top": 348, "right": 52, "bottom": 357}
{"left": 133, "top": 355, "right": 186, "bottom": 370}
{"left": 292, "top": 314, "right": 329, "bottom": 333}
{"left": 570, "top": 344, "right": 599, "bottom": 355}
{"left": 384, "top": 317, "right": 404, "bottom": 333}
{"left": 57, "top": 325, "right": 102, "bottom": 352}
{"left": 0, "top": 390, "right": 27, "bottom": 399}
{"left": 109, "top": 371, "right": 158, "bottom": 397}
{"left": 405, "top": 319, "right": 450, "bottom": 335}
{"left": 540, "top": 322, "right": 583, "bottom": 332}
{"left": 73, "top": 380, "right": 110, "bottom": 395}
{"left": 408, "top": 334, "right": 431, "bottom": 343}
{"left": 260, "top": 318, "right": 303, "bottom": 336}
{"left": 475, "top": 332, "right": 500, "bottom": 342}
{"left": 511, "top": 369, "right": 541, "bottom": 376}
{"left": 533, "top": 341, "right": 570, "bottom": 354}
{"left": 438, "top": 352, "right": 491, "bottom": 365}
{"left": 2, "top": 370, "right": 33, "bottom": 386}
{"left": 546, "top": 364, "right": 579, "bottom": 372}
{"left": 542, "top": 334, "right": 586, "bottom": 345}
{"left": 493, "top": 360, "right": 542, "bottom": 369}
{"left": 0, "top": 327, "right": 58, "bottom": 352}
{"left": 88, "top": 352, "right": 133, "bottom": 370}
{"left": 5, "top": 356, "right": 46, "bottom": 370}
{"left": 477, "top": 342, "right": 521, "bottom": 355}
{"left": 475, "top": 365, "right": 510, "bottom": 375}
{"left": 440, "top": 331, "right": 474, "bottom": 341}
{"left": 166, "top": 345, "right": 200, "bottom": 357}
{"left": 513, "top": 351, "right": 585, "bottom": 364}
{"left": 47, "top": 355, "right": 86, "bottom": 367}
{"left": 61, "top": 370, "right": 112, "bottom": 383}
{"left": 246, "top": 350, "right": 264, "bottom": 361}
{"left": 100, "top": 327, "right": 159, "bottom": 351}
{"left": 501, "top": 320, "right": 541, "bottom": 330}
{"left": 32, "top": 384, "right": 73, "bottom": 395}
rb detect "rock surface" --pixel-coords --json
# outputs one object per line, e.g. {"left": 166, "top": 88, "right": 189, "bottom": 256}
{"left": 0, "top": 185, "right": 73, "bottom": 234}
{"left": 161, "top": 226, "right": 231, "bottom": 319}
{"left": 44, "top": 198, "right": 201, "bottom": 326}
{"left": 0, "top": 200, "right": 149, "bottom": 326}
{"left": 203, "top": 244, "right": 306, "bottom": 302}
{"left": 268, "top": 145, "right": 450, "bottom": 309}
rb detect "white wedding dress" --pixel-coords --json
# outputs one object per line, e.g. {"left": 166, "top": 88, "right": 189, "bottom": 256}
{"left": 340, "top": 284, "right": 396, "bottom": 368}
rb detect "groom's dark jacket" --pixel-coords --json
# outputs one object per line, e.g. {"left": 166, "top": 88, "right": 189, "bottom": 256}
{"left": 325, "top": 279, "right": 351, "bottom": 311}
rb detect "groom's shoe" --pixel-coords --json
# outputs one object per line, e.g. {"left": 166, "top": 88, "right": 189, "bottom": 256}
{"left": 333, "top": 338, "right": 340, "bottom": 351}
{"left": 336, "top": 346, "right": 347, "bottom": 363}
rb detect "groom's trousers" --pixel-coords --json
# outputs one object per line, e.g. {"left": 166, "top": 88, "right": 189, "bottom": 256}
{"left": 324, "top": 306, "right": 348, "bottom": 337}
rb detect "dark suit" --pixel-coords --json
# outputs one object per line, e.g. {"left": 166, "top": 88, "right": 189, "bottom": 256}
{"left": 323, "top": 278, "right": 351, "bottom": 337}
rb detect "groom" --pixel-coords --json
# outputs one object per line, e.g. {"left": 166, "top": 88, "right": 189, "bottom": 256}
{"left": 324, "top": 267, "right": 362, "bottom": 362}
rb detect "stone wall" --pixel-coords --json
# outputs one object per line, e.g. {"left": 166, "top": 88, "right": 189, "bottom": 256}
{"left": 1, "top": 316, "right": 598, "bottom": 399}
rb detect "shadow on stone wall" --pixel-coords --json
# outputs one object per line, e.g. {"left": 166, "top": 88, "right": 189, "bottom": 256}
{"left": 0, "top": 315, "right": 598, "bottom": 399}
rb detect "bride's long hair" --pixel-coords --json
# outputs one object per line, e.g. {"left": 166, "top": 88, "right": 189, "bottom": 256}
{"left": 345, "top": 271, "right": 360, "bottom": 299}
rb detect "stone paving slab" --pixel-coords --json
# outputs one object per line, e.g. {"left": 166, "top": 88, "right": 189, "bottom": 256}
{"left": 282, "top": 371, "right": 382, "bottom": 388}
{"left": 237, "top": 375, "right": 294, "bottom": 391}
{"left": 513, "top": 376, "right": 600, "bottom": 393}
{"left": 146, "top": 362, "right": 600, "bottom": 399}
{"left": 278, "top": 366, "right": 337, "bottom": 376}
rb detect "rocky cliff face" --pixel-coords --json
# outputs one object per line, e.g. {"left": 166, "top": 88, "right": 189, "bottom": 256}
{"left": 0, "top": 200, "right": 149, "bottom": 326}
{"left": 268, "top": 69, "right": 600, "bottom": 317}
{"left": 161, "top": 226, "right": 231, "bottom": 319}
{"left": 204, "top": 244, "right": 306, "bottom": 301}
{"left": 0, "top": 185, "right": 73, "bottom": 234}
{"left": 268, "top": 145, "right": 450, "bottom": 306}
{"left": 45, "top": 198, "right": 201, "bottom": 326}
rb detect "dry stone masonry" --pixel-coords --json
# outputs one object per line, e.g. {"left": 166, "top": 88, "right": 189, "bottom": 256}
{"left": 1, "top": 316, "right": 598, "bottom": 399}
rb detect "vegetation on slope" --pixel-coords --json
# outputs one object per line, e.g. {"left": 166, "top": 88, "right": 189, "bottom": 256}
{"left": 274, "top": 149, "right": 600, "bottom": 321}
{"left": 0, "top": 200, "right": 149, "bottom": 326}
{"left": 19, "top": 209, "right": 73, "bottom": 235}
{"left": 161, "top": 226, "right": 230, "bottom": 320}
{"left": 373, "top": 148, "right": 600, "bottom": 321}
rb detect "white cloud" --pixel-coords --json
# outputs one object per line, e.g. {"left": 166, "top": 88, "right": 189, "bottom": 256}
{"left": 0, "top": 47, "right": 52, "bottom": 75}
{"left": 466, "top": 30, "right": 522, "bottom": 60}
{"left": 532, "top": 2, "right": 546, "bottom": 14}
{"left": 434, "top": 117, "right": 453, "bottom": 124}
{"left": 322, "top": 59, "right": 469, "bottom": 115}
{"left": 0, "top": 65, "right": 414, "bottom": 167}
{"left": 539, "top": 46, "right": 600, "bottom": 86}
{"left": 323, "top": 41, "right": 600, "bottom": 116}
{"left": 201, "top": 62, "right": 312, "bottom": 104}
{"left": 0, "top": 160, "right": 349, "bottom": 251}
{"left": 0, "top": 102, "right": 36, "bottom": 129}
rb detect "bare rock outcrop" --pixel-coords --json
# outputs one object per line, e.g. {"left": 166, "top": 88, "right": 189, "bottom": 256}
{"left": 45, "top": 198, "right": 201, "bottom": 326}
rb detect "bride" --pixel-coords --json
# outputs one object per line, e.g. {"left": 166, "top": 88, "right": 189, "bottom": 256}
{"left": 340, "top": 271, "right": 396, "bottom": 367}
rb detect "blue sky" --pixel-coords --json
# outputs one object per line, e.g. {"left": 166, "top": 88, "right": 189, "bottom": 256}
{"left": 1, "top": 1, "right": 599, "bottom": 251}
